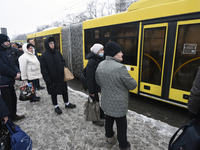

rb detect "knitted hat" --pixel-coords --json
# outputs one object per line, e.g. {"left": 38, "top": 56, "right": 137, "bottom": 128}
{"left": 90, "top": 43, "right": 104, "bottom": 54}
{"left": 105, "top": 41, "right": 122, "bottom": 57}
{"left": 0, "top": 34, "right": 10, "bottom": 45}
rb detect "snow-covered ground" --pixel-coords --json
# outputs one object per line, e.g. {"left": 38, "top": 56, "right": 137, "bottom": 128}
{"left": 14, "top": 80, "right": 179, "bottom": 149}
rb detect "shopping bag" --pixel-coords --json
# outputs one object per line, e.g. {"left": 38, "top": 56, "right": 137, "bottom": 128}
{"left": 84, "top": 96, "right": 100, "bottom": 121}
{"left": 64, "top": 67, "right": 74, "bottom": 81}
{"left": 19, "top": 82, "right": 35, "bottom": 101}
{"left": 168, "top": 118, "right": 200, "bottom": 150}
{"left": 0, "top": 121, "right": 11, "bottom": 150}
{"left": 5, "top": 120, "right": 32, "bottom": 150}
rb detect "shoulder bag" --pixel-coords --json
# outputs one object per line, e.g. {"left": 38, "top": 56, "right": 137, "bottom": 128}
{"left": 84, "top": 96, "right": 100, "bottom": 121}
{"left": 6, "top": 120, "right": 32, "bottom": 150}
{"left": 64, "top": 67, "right": 74, "bottom": 81}
{"left": 168, "top": 118, "right": 200, "bottom": 150}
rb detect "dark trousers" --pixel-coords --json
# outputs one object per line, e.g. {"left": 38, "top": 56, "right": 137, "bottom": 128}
{"left": 28, "top": 79, "right": 38, "bottom": 99}
{"left": 105, "top": 115, "right": 128, "bottom": 148}
{"left": 51, "top": 88, "right": 68, "bottom": 106}
{"left": 1, "top": 86, "right": 17, "bottom": 119}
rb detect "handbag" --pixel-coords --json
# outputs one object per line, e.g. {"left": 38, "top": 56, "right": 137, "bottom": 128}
{"left": 84, "top": 96, "right": 100, "bottom": 121}
{"left": 168, "top": 118, "right": 200, "bottom": 150}
{"left": 64, "top": 67, "right": 74, "bottom": 81}
{"left": 19, "top": 82, "right": 35, "bottom": 101}
{"left": 5, "top": 120, "right": 32, "bottom": 150}
{"left": 0, "top": 121, "right": 11, "bottom": 150}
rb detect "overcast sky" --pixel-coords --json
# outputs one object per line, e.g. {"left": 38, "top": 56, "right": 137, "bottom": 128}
{"left": 0, "top": 0, "right": 109, "bottom": 39}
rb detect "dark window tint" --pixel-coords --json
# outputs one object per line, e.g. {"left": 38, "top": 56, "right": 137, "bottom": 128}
{"left": 172, "top": 23, "right": 200, "bottom": 91}
{"left": 84, "top": 23, "right": 139, "bottom": 65}
{"left": 35, "top": 37, "right": 44, "bottom": 53}
{"left": 52, "top": 34, "right": 60, "bottom": 52}
{"left": 85, "top": 29, "right": 93, "bottom": 56}
{"left": 141, "top": 27, "right": 166, "bottom": 85}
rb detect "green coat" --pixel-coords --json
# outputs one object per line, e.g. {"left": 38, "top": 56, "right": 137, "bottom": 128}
{"left": 95, "top": 56, "right": 137, "bottom": 117}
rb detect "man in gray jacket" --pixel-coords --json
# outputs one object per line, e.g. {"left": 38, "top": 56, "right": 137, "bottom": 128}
{"left": 95, "top": 41, "right": 137, "bottom": 150}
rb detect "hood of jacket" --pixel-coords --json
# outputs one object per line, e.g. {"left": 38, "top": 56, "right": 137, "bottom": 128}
{"left": 22, "top": 43, "right": 35, "bottom": 55}
{"left": 44, "top": 37, "right": 56, "bottom": 53}
{"left": 86, "top": 51, "right": 103, "bottom": 60}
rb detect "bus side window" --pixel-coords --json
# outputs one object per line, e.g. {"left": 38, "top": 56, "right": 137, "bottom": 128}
{"left": 35, "top": 37, "right": 44, "bottom": 53}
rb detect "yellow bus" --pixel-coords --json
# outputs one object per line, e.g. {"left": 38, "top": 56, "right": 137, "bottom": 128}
{"left": 82, "top": 0, "right": 200, "bottom": 108}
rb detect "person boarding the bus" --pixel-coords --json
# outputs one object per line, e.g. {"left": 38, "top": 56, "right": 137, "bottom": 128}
{"left": 85, "top": 43, "right": 105, "bottom": 127}
{"left": 40, "top": 37, "right": 76, "bottom": 115}
{"left": 18, "top": 43, "right": 42, "bottom": 102}
{"left": 95, "top": 41, "right": 137, "bottom": 150}
{"left": 0, "top": 34, "right": 25, "bottom": 121}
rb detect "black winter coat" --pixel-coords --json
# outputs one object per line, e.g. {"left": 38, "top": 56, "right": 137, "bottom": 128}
{"left": 7, "top": 46, "right": 18, "bottom": 66}
{"left": 0, "top": 46, "right": 19, "bottom": 86}
{"left": 40, "top": 37, "right": 67, "bottom": 95}
{"left": 86, "top": 52, "right": 103, "bottom": 94}
{"left": 188, "top": 66, "right": 200, "bottom": 114}
{"left": 0, "top": 95, "right": 9, "bottom": 119}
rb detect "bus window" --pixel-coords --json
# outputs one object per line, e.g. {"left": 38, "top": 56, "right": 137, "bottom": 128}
{"left": 35, "top": 37, "right": 44, "bottom": 53}
{"left": 141, "top": 27, "right": 166, "bottom": 85}
{"left": 52, "top": 34, "right": 60, "bottom": 52}
{"left": 84, "top": 29, "right": 93, "bottom": 57}
{"left": 85, "top": 23, "right": 139, "bottom": 65}
{"left": 172, "top": 23, "right": 200, "bottom": 91}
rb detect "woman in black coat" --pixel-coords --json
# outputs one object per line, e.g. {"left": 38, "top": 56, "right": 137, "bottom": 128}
{"left": 40, "top": 37, "right": 76, "bottom": 115}
{"left": 86, "top": 43, "right": 105, "bottom": 127}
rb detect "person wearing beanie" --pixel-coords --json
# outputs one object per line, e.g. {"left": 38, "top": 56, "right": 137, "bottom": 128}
{"left": 95, "top": 41, "right": 137, "bottom": 150}
{"left": 40, "top": 37, "right": 76, "bottom": 115}
{"left": 18, "top": 43, "right": 42, "bottom": 102}
{"left": 85, "top": 43, "right": 105, "bottom": 127}
{"left": 0, "top": 34, "right": 25, "bottom": 121}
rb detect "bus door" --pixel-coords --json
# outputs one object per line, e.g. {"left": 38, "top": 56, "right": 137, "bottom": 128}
{"left": 169, "top": 19, "right": 200, "bottom": 104}
{"left": 140, "top": 23, "right": 168, "bottom": 97}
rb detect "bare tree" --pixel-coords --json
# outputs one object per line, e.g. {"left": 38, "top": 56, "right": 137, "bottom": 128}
{"left": 115, "top": 0, "right": 135, "bottom": 13}
{"left": 12, "top": 34, "right": 27, "bottom": 41}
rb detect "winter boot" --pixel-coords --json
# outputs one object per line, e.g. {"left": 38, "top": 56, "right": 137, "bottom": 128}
{"left": 105, "top": 136, "right": 117, "bottom": 149}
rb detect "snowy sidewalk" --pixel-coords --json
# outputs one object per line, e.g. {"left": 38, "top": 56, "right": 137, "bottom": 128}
{"left": 15, "top": 80, "right": 178, "bottom": 150}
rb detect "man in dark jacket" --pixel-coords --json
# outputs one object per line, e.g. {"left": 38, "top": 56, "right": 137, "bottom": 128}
{"left": 0, "top": 34, "right": 25, "bottom": 121}
{"left": 188, "top": 66, "right": 200, "bottom": 120}
{"left": 40, "top": 37, "right": 76, "bottom": 115}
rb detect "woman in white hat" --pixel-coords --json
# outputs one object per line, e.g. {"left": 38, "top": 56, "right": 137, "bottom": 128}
{"left": 85, "top": 43, "right": 105, "bottom": 127}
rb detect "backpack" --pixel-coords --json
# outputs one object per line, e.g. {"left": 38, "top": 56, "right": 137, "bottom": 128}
{"left": 168, "top": 118, "right": 200, "bottom": 150}
{"left": 80, "top": 67, "right": 87, "bottom": 91}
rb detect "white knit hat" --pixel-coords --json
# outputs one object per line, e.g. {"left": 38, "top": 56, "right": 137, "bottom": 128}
{"left": 90, "top": 44, "right": 104, "bottom": 54}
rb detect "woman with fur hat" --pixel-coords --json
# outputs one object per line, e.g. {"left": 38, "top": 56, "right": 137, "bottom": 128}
{"left": 85, "top": 43, "right": 105, "bottom": 127}
{"left": 18, "top": 43, "right": 42, "bottom": 102}
{"left": 95, "top": 41, "right": 137, "bottom": 150}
